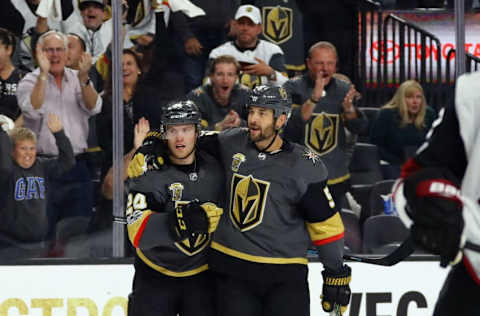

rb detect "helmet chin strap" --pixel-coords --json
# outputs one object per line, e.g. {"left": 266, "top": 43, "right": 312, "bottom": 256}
{"left": 259, "top": 130, "right": 279, "bottom": 153}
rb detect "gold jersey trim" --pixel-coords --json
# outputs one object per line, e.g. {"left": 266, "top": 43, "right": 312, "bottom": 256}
{"left": 86, "top": 146, "right": 102, "bottom": 152}
{"left": 211, "top": 242, "right": 308, "bottom": 265}
{"left": 286, "top": 64, "right": 306, "bottom": 71}
{"left": 306, "top": 212, "right": 344, "bottom": 242}
{"left": 136, "top": 249, "right": 208, "bottom": 277}
{"left": 327, "top": 173, "right": 351, "bottom": 185}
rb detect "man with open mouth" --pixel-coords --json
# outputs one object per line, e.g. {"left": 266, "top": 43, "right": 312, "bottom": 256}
{"left": 186, "top": 55, "right": 249, "bottom": 132}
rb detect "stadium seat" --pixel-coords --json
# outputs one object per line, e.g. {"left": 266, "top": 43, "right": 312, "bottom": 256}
{"left": 357, "top": 107, "right": 380, "bottom": 142}
{"left": 349, "top": 143, "right": 383, "bottom": 185}
{"left": 340, "top": 209, "right": 362, "bottom": 254}
{"left": 362, "top": 214, "right": 409, "bottom": 254}
{"left": 50, "top": 216, "right": 90, "bottom": 258}
{"left": 0, "top": 233, "right": 48, "bottom": 259}
{"left": 348, "top": 183, "right": 374, "bottom": 228}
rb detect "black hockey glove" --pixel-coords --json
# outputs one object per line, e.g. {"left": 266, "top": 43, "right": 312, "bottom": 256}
{"left": 168, "top": 200, "right": 223, "bottom": 241}
{"left": 128, "top": 130, "right": 167, "bottom": 178}
{"left": 321, "top": 265, "right": 352, "bottom": 315}
{"left": 403, "top": 168, "right": 465, "bottom": 267}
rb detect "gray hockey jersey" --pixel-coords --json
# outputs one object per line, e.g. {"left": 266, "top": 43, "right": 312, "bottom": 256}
{"left": 198, "top": 128, "right": 344, "bottom": 279}
{"left": 126, "top": 151, "right": 224, "bottom": 277}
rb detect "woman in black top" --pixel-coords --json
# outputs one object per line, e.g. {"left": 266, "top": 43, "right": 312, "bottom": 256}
{"left": 370, "top": 80, "right": 437, "bottom": 178}
{"left": 0, "top": 28, "right": 25, "bottom": 123}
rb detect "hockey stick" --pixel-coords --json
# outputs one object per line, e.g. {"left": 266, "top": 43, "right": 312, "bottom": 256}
{"left": 344, "top": 236, "right": 480, "bottom": 266}
{"left": 343, "top": 235, "right": 415, "bottom": 266}
{"left": 329, "top": 304, "right": 341, "bottom": 316}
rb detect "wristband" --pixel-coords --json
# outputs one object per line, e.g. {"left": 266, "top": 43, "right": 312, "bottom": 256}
{"left": 81, "top": 78, "right": 91, "bottom": 87}
{"left": 310, "top": 96, "right": 319, "bottom": 104}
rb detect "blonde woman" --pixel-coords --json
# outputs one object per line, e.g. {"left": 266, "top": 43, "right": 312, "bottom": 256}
{"left": 370, "top": 80, "right": 437, "bottom": 177}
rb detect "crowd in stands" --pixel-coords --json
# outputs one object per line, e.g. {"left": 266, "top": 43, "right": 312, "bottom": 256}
{"left": 0, "top": 0, "right": 441, "bottom": 259}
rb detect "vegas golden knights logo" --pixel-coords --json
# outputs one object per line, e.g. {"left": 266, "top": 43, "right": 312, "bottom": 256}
{"left": 305, "top": 112, "right": 339, "bottom": 156}
{"left": 169, "top": 186, "right": 210, "bottom": 256}
{"left": 230, "top": 174, "right": 270, "bottom": 232}
{"left": 262, "top": 6, "right": 293, "bottom": 45}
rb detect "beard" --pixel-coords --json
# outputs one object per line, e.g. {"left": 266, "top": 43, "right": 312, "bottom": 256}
{"left": 248, "top": 122, "right": 276, "bottom": 143}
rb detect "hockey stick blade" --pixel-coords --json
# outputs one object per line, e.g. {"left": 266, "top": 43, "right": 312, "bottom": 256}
{"left": 344, "top": 238, "right": 480, "bottom": 266}
{"left": 343, "top": 235, "right": 415, "bottom": 266}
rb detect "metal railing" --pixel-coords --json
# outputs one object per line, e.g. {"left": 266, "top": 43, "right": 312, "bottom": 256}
{"left": 356, "top": 0, "right": 383, "bottom": 107}
{"left": 383, "top": 14, "right": 443, "bottom": 109}
{"left": 356, "top": 1, "right": 448, "bottom": 109}
{"left": 446, "top": 49, "right": 480, "bottom": 81}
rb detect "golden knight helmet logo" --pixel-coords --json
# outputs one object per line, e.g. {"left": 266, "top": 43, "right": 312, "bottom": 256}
{"left": 263, "top": 6, "right": 293, "bottom": 45}
{"left": 230, "top": 174, "right": 270, "bottom": 232}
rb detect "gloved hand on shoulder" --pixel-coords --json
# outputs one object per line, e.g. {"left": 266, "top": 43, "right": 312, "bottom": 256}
{"left": 128, "top": 130, "right": 167, "bottom": 178}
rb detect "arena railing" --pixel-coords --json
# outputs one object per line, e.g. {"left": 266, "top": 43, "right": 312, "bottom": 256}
{"left": 445, "top": 48, "right": 480, "bottom": 81}
{"left": 356, "top": 0, "right": 383, "bottom": 107}
{"left": 356, "top": 2, "right": 446, "bottom": 110}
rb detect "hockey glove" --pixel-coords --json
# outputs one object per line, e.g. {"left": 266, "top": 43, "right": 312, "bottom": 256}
{"left": 200, "top": 202, "right": 223, "bottom": 233}
{"left": 168, "top": 200, "right": 223, "bottom": 241}
{"left": 321, "top": 265, "right": 352, "bottom": 315}
{"left": 403, "top": 168, "right": 465, "bottom": 267}
{"left": 127, "top": 130, "right": 166, "bottom": 178}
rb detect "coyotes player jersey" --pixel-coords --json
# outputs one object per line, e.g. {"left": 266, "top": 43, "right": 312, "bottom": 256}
{"left": 410, "top": 72, "right": 480, "bottom": 283}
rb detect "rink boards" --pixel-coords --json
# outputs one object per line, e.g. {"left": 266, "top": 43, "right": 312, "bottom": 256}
{"left": 0, "top": 261, "right": 448, "bottom": 316}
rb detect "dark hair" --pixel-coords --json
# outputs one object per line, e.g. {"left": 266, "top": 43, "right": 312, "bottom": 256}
{"left": 104, "top": 49, "right": 143, "bottom": 97}
{"left": 0, "top": 28, "right": 16, "bottom": 57}
{"left": 67, "top": 33, "right": 87, "bottom": 52}
{"left": 123, "top": 48, "right": 142, "bottom": 70}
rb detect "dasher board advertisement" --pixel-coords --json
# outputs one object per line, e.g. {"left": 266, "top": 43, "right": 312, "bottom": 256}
{"left": 0, "top": 261, "right": 448, "bottom": 316}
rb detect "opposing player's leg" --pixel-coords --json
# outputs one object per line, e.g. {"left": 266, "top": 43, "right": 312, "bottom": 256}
{"left": 433, "top": 262, "right": 480, "bottom": 316}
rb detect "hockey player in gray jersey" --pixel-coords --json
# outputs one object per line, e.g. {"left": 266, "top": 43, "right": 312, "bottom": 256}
{"left": 125, "top": 100, "right": 223, "bottom": 316}
{"left": 129, "top": 86, "right": 352, "bottom": 316}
